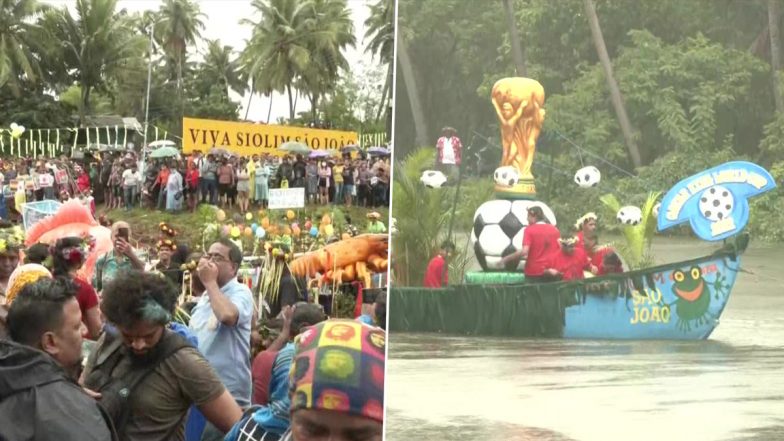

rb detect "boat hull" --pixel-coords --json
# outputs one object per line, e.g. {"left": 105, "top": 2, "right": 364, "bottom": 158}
{"left": 389, "top": 241, "right": 744, "bottom": 340}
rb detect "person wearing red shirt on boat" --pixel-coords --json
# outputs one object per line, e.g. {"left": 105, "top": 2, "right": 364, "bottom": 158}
{"left": 502, "top": 206, "right": 561, "bottom": 282}
{"left": 423, "top": 241, "right": 454, "bottom": 288}
{"left": 544, "top": 237, "right": 589, "bottom": 281}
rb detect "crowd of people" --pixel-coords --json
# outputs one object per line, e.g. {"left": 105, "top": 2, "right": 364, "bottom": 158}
{"left": 0, "top": 215, "right": 387, "bottom": 441}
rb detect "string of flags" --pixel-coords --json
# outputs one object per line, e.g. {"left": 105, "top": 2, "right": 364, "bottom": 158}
{"left": 0, "top": 123, "right": 173, "bottom": 158}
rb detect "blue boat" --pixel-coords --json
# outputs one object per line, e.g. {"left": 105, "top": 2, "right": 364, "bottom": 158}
{"left": 388, "top": 234, "right": 747, "bottom": 340}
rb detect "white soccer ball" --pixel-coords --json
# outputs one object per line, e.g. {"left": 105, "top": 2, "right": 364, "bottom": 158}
{"left": 698, "top": 185, "right": 734, "bottom": 222}
{"left": 574, "top": 166, "right": 601, "bottom": 188}
{"left": 471, "top": 199, "right": 557, "bottom": 271}
{"left": 493, "top": 166, "right": 519, "bottom": 188}
{"left": 420, "top": 170, "right": 447, "bottom": 188}
{"left": 617, "top": 206, "right": 642, "bottom": 226}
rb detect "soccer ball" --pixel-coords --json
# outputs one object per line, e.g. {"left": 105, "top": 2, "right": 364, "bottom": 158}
{"left": 471, "top": 199, "right": 557, "bottom": 271}
{"left": 698, "top": 185, "right": 734, "bottom": 222}
{"left": 617, "top": 206, "right": 642, "bottom": 226}
{"left": 420, "top": 170, "right": 447, "bottom": 188}
{"left": 493, "top": 166, "right": 519, "bottom": 188}
{"left": 574, "top": 166, "right": 601, "bottom": 188}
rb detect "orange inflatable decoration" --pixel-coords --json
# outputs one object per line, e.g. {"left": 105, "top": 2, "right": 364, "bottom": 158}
{"left": 24, "top": 200, "right": 113, "bottom": 282}
{"left": 289, "top": 233, "right": 388, "bottom": 287}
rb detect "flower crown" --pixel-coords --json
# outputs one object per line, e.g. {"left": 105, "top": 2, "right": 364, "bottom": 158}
{"left": 0, "top": 225, "right": 26, "bottom": 254}
{"left": 180, "top": 259, "right": 198, "bottom": 271}
{"left": 157, "top": 239, "right": 177, "bottom": 250}
{"left": 159, "top": 222, "right": 177, "bottom": 237}
{"left": 54, "top": 234, "right": 96, "bottom": 264}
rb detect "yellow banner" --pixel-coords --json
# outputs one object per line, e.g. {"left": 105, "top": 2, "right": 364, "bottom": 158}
{"left": 182, "top": 117, "right": 358, "bottom": 157}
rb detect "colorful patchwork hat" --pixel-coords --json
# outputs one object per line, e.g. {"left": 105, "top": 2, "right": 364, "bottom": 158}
{"left": 5, "top": 264, "right": 52, "bottom": 305}
{"left": 288, "top": 319, "right": 385, "bottom": 423}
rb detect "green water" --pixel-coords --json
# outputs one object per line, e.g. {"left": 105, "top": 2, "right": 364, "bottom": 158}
{"left": 385, "top": 238, "right": 784, "bottom": 441}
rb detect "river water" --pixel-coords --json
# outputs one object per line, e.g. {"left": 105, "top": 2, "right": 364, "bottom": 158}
{"left": 385, "top": 237, "right": 784, "bottom": 441}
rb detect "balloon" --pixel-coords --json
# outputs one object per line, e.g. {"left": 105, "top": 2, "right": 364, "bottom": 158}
{"left": 321, "top": 214, "right": 332, "bottom": 225}
{"left": 245, "top": 212, "right": 253, "bottom": 221}
{"left": 324, "top": 224, "right": 334, "bottom": 237}
{"left": 261, "top": 217, "right": 270, "bottom": 228}
{"left": 230, "top": 226, "right": 241, "bottom": 238}
{"left": 309, "top": 226, "right": 318, "bottom": 237}
{"left": 256, "top": 227, "right": 266, "bottom": 239}
{"left": 9, "top": 123, "right": 17, "bottom": 130}
{"left": 304, "top": 221, "right": 312, "bottom": 230}
{"left": 292, "top": 225, "right": 301, "bottom": 236}
{"left": 216, "top": 210, "right": 226, "bottom": 221}
{"left": 251, "top": 223, "right": 258, "bottom": 232}
{"left": 291, "top": 222, "right": 299, "bottom": 229}
{"left": 258, "top": 209, "right": 266, "bottom": 218}
{"left": 244, "top": 227, "right": 253, "bottom": 237}
{"left": 221, "top": 225, "right": 230, "bottom": 237}
{"left": 286, "top": 210, "right": 295, "bottom": 220}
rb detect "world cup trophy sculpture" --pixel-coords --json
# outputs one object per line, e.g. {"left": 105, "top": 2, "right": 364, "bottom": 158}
{"left": 491, "top": 77, "right": 545, "bottom": 198}
{"left": 469, "top": 77, "right": 556, "bottom": 276}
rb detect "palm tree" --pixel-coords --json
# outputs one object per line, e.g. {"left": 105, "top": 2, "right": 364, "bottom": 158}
{"left": 241, "top": 0, "right": 315, "bottom": 121}
{"left": 583, "top": 0, "right": 642, "bottom": 168}
{"left": 201, "top": 40, "right": 246, "bottom": 100}
{"left": 301, "top": 0, "right": 355, "bottom": 122}
{"left": 0, "top": 0, "right": 49, "bottom": 94}
{"left": 364, "top": 0, "right": 394, "bottom": 123}
{"left": 502, "top": 0, "right": 527, "bottom": 76}
{"left": 42, "top": 0, "right": 146, "bottom": 124}
{"left": 769, "top": 0, "right": 783, "bottom": 113}
{"left": 155, "top": 0, "right": 204, "bottom": 97}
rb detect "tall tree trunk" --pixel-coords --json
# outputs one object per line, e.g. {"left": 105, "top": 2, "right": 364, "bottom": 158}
{"left": 375, "top": 63, "right": 391, "bottom": 123}
{"left": 244, "top": 92, "right": 253, "bottom": 120}
{"left": 287, "top": 84, "right": 295, "bottom": 121}
{"left": 398, "top": 38, "right": 430, "bottom": 147}
{"left": 267, "top": 93, "right": 274, "bottom": 123}
{"left": 583, "top": 0, "right": 642, "bottom": 168}
{"left": 79, "top": 83, "right": 89, "bottom": 126}
{"left": 311, "top": 92, "right": 319, "bottom": 122}
{"left": 769, "top": 0, "right": 784, "bottom": 113}
{"left": 503, "top": 0, "right": 527, "bottom": 76}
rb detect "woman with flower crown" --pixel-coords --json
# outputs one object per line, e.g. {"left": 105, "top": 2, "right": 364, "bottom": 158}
{"left": 51, "top": 236, "right": 103, "bottom": 339}
{"left": 0, "top": 221, "right": 24, "bottom": 304}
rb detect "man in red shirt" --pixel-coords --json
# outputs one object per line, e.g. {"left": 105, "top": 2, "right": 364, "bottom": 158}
{"left": 503, "top": 206, "right": 560, "bottom": 282}
{"left": 545, "top": 237, "right": 589, "bottom": 281}
{"left": 423, "top": 242, "right": 454, "bottom": 288}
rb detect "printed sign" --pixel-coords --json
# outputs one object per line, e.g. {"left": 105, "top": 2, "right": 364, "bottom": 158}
{"left": 268, "top": 188, "right": 305, "bottom": 209}
{"left": 657, "top": 161, "right": 776, "bottom": 241}
{"left": 55, "top": 170, "right": 68, "bottom": 184}
{"left": 182, "top": 117, "right": 358, "bottom": 157}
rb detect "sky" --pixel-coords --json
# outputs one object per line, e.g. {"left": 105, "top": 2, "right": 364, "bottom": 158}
{"left": 43, "top": 0, "right": 378, "bottom": 124}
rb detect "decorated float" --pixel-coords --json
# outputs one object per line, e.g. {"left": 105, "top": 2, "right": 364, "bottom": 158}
{"left": 389, "top": 76, "right": 776, "bottom": 340}
{"left": 176, "top": 207, "right": 388, "bottom": 320}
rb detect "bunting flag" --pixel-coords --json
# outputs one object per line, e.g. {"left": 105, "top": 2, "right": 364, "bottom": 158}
{"left": 86, "top": 126, "right": 90, "bottom": 148}
{"left": 154, "top": 126, "right": 159, "bottom": 142}
{"left": 123, "top": 127, "right": 127, "bottom": 149}
{"left": 72, "top": 128, "right": 79, "bottom": 152}
{"left": 24, "top": 139, "right": 29, "bottom": 156}
{"left": 37, "top": 130, "right": 42, "bottom": 157}
{"left": 114, "top": 125, "right": 119, "bottom": 149}
{"left": 47, "top": 130, "right": 51, "bottom": 157}
{"left": 94, "top": 127, "right": 100, "bottom": 148}
{"left": 56, "top": 129, "right": 60, "bottom": 154}
{"left": 105, "top": 126, "right": 111, "bottom": 148}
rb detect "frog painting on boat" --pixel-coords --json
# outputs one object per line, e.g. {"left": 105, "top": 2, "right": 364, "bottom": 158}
{"left": 670, "top": 265, "right": 730, "bottom": 331}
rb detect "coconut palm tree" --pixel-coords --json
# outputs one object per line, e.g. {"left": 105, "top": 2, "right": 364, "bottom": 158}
{"left": 42, "top": 0, "right": 145, "bottom": 124}
{"left": 300, "top": 0, "right": 355, "bottom": 121}
{"left": 241, "top": 0, "right": 315, "bottom": 121}
{"left": 0, "top": 0, "right": 49, "bottom": 94}
{"left": 155, "top": 0, "right": 204, "bottom": 95}
{"left": 201, "top": 39, "right": 246, "bottom": 100}
{"left": 364, "top": 0, "right": 394, "bottom": 123}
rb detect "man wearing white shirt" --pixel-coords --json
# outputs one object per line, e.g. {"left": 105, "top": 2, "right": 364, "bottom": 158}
{"left": 121, "top": 164, "right": 141, "bottom": 210}
{"left": 436, "top": 126, "right": 462, "bottom": 180}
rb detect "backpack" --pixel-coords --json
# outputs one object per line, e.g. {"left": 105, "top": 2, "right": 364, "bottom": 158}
{"left": 83, "top": 330, "right": 190, "bottom": 435}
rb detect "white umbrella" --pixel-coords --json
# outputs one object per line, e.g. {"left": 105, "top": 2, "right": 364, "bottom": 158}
{"left": 148, "top": 140, "right": 176, "bottom": 148}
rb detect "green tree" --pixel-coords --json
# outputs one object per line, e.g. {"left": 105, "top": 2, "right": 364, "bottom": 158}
{"left": 364, "top": 0, "right": 394, "bottom": 123}
{"left": 0, "top": 0, "right": 49, "bottom": 94}
{"left": 155, "top": 0, "right": 204, "bottom": 94}
{"left": 41, "top": 0, "right": 145, "bottom": 124}
{"left": 200, "top": 40, "right": 246, "bottom": 100}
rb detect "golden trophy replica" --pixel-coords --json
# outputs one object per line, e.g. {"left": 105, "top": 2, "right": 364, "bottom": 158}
{"left": 491, "top": 77, "right": 546, "bottom": 198}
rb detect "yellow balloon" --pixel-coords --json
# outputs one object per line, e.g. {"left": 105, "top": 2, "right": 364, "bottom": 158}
{"left": 244, "top": 227, "right": 253, "bottom": 237}
{"left": 245, "top": 212, "right": 253, "bottom": 221}
{"left": 230, "top": 226, "right": 241, "bottom": 238}
{"left": 321, "top": 214, "right": 332, "bottom": 225}
{"left": 286, "top": 210, "right": 295, "bottom": 220}
{"left": 216, "top": 210, "right": 227, "bottom": 221}
{"left": 324, "top": 224, "right": 334, "bottom": 237}
{"left": 261, "top": 217, "right": 270, "bottom": 228}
